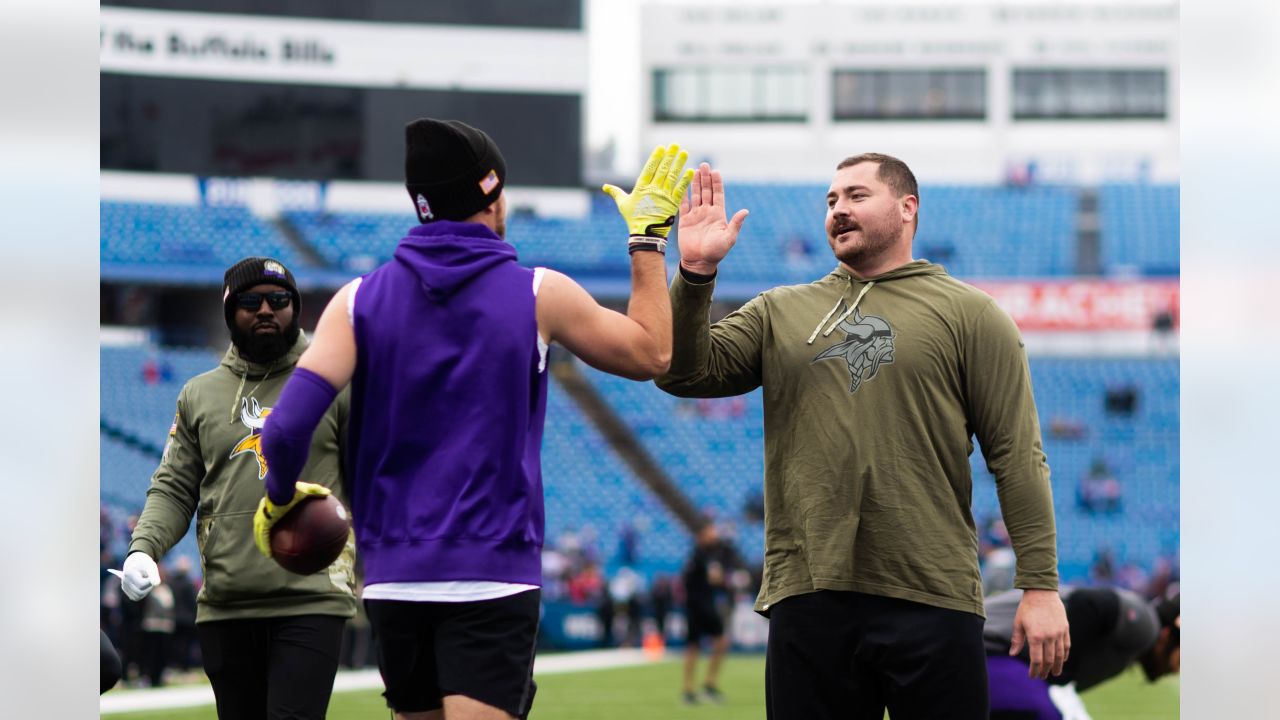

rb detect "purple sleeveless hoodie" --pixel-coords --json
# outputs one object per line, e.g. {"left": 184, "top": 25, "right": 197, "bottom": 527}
{"left": 348, "top": 220, "right": 547, "bottom": 586}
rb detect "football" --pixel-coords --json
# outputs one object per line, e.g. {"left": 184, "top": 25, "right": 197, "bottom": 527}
{"left": 269, "top": 494, "right": 351, "bottom": 575}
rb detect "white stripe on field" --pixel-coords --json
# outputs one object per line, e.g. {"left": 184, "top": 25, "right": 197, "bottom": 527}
{"left": 100, "top": 648, "right": 664, "bottom": 715}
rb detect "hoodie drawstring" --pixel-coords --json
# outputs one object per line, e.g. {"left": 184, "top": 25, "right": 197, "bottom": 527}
{"left": 228, "top": 361, "right": 276, "bottom": 423}
{"left": 229, "top": 368, "right": 248, "bottom": 423}
{"left": 806, "top": 281, "right": 875, "bottom": 344}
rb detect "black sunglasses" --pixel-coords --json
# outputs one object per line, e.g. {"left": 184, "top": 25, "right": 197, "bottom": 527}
{"left": 236, "top": 291, "right": 292, "bottom": 311}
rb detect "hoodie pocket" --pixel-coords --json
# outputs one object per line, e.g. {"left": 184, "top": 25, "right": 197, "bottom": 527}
{"left": 198, "top": 509, "right": 356, "bottom": 606}
{"left": 197, "top": 510, "right": 269, "bottom": 604}
{"left": 195, "top": 514, "right": 221, "bottom": 603}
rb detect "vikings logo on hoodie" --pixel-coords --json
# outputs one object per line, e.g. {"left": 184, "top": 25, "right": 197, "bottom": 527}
{"left": 812, "top": 309, "right": 896, "bottom": 393}
{"left": 230, "top": 397, "right": 273, "bottom": 479}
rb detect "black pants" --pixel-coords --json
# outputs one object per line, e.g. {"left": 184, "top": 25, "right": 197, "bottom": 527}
{"left": 101, "top": 630, "right": 122, "bottom": 694}
{"left": 766, "top": 590, "right": 988, "bottom": 720}
{"left": 197, "top": 615, "right": 346, "bottom": 720}
{"left": 140, "top": 631, "right": 171, "bottom": 687}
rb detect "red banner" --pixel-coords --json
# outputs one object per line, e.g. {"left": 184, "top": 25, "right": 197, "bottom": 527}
{"left": 972, "top": 280, "right": 1180, "bottom": 331}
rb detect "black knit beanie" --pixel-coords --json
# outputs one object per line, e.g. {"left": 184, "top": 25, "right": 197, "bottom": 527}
{"left": 222, "top": 257, "right": 300, "bottom": 330}
{"left": 404, "top": 118, "right": 507, "bottom": 223}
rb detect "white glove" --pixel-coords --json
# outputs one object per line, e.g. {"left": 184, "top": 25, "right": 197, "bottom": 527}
{"left": 120, "top": 552, "right": 161, "bottom": 601}
{"left": 1048, "top": 681, "right": 1093, "bottom": 720}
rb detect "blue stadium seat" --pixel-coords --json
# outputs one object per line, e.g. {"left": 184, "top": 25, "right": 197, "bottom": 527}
{"left": 101, "top": 202, "right": 300, "bottom": 268}
{"left": 542, "top": 371, "right": 691, "bottom": 576}
{"left": 1099, "top": 184, "right": 1180, "bottom": 275}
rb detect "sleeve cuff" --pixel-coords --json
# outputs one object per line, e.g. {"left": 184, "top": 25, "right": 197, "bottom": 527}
{"left": 679, "top": 265, "right": 717, "bottom": 285}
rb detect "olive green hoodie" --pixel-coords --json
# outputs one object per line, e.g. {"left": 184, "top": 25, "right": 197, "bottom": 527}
{"left": 128, "top": 334, "right": 356, "bottom": 623}
{"left": 657, "top": 261, "right": 1059, "bottom": 617}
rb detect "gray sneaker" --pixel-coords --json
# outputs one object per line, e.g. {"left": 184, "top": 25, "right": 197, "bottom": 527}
{"left": 702, "top": 685, "right": 725, "bottom": 704}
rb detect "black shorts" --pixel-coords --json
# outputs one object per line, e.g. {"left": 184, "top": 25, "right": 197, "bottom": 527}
{"left": 686, "top": 600, "right": 725, "bottom": 643}
{"left": 365, "top": 589, "right": 540, "bottom": 718}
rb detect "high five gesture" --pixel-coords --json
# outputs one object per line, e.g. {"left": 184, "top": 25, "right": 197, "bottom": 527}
{"left": 677, "top": 162, "right": 750, "bottom": 275}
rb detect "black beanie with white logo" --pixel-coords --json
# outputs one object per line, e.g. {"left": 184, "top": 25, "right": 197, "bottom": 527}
{"left": 404, "top": 118, "right": 507, "bottom": 223}
{"left": 222, "top": 256, "right": 300, "bottom": 331}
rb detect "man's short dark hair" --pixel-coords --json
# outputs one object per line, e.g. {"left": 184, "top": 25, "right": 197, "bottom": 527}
{"left": 836, "top": 153, "right": 920, "bottom": 234}
{"left": 836, "top": 153, "right": 918, "bottom": 199}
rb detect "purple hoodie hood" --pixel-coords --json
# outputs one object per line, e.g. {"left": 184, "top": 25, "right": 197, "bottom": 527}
{"left": 396, "top": 221, "right": 517, "bottom": 301}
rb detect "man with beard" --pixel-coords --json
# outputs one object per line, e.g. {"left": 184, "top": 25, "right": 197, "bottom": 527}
{"left": 656, "top": 155, "right": 1069, "bottom": 719}
{"left": 252, "top": 119, "right": 688, "bottom": 720}
{"left": 120, "top": 257, "right": 356, "bottom": 720}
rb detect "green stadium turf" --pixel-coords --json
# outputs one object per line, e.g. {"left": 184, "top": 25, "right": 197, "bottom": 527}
{"left": 104, "top": 654, "right": 1178, "bottom": 719}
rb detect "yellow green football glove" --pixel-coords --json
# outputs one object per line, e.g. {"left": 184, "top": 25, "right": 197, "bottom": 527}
{"left": 602, "top": 143, "right": 694, "bottom": 252}
{"left": 253, "top": 481, "right": 332, "bottom": 558}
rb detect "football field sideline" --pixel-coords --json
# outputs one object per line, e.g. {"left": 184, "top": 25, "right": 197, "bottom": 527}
{"left": 100, "top": 648, "right": 659, "bottom": 715}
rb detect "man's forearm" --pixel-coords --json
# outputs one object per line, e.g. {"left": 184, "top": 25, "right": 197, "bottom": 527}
{"left": 655, "top": 270, "right": 716, "bottom": 395}
{"left": 625, "top": 250, "right": 672, "bottom": 373}
{"left": 261, "top": 368, "right": 337, "bottom": 504}
{"left": 997, "top": 475, "right": 1060, "bottom": 589}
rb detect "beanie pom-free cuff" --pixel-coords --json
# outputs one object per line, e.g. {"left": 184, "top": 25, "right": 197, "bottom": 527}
{"left": 404, "top": 118, "right": 507, "bottom": 222}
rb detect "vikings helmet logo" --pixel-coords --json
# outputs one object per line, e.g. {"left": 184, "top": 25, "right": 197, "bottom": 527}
{"left": 811, "top": 309, "right": 896, "bottom": 393}
{"left": 230, "top": 397, "right": 273, "bottom": 479}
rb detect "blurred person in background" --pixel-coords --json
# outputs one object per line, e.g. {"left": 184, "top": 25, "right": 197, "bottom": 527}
{"left": 118, "top": 257, "right": 356, "bottom": 719}
{"left": 254, "top": 120, "right": 692, "bottom": 720}
{"left": 650, "top": 573, "right": 675, "bottom": 639}
{"left": 985, "top": 587, "right": 1180, "bottom": 720}
{"left": 138, "top": 563, "right": 174, "bottom": 687}
{"left": 1077, "top": 457, "right": 1122, "bottom": 515}
{"left": 610, "top": 566, "right": 646, "bottom": 648}
{"left": 657, "top": 156, "right": 1069, "bottom": 719}
{"left": 166, "top": 556, "right": 199, "bottom": 673}
{"left": 681, "top": 522, "right": 734, "bottom": 705}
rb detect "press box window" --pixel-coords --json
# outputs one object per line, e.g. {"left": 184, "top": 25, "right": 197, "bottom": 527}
{"left": 832, "top": 69, "right": 986, "bottom": 120}
{"left": 1013, "top": 69, "right": 1167, "bottom": 120}
{"left": 653, "top": 68, "right": 807, "bottom": 122}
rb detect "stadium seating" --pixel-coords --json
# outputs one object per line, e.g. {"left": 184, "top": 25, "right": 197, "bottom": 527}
{"left": 579, "top": 366, "right": 768, "bottom": 566}
{"left": 101, "top": 345, "right": 222, "bottom": 444}
{"left": 282, "top": 210, "right": 408, "bottom": 273}
{"left": 105, "top": 181, "right": 1191, "bottom": 282}
{"left": 541, "top": 369, "right": 692, "bottom": 575}
{"left": 279, "top": 183, "right": 1080, "bottom": 281}
{"left": 101, "top": 201, "right": 299, "bottom": 268}
{"left": 100, "top": 346, "right": 220, "bottom": 568}
{"left": 1098, "top": 184, "right": 1180, "bottom": 275}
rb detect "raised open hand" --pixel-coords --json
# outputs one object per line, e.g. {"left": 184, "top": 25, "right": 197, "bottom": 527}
{"left": 676, "top": 162, "right": 749, "bottom": 275}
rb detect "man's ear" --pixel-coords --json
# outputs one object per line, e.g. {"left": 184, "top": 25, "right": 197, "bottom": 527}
{"left": 901, "top": 195, "right": 919, "bottom": 224}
